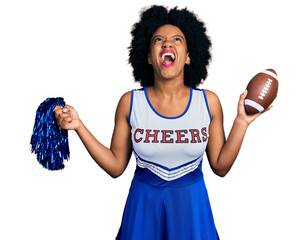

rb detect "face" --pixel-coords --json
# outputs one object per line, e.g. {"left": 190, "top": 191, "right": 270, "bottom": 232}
{"left": 148, "top": 24, "right": 190, "bottom": 82}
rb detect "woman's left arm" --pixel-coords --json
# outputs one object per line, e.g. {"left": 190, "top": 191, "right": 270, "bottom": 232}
{"left": 205, "top": 90, "right": 271, "bottom": 177}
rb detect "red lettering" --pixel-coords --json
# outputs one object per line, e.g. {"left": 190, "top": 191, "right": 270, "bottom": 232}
{"left": 134, "top": 128, "right": 207, "bottom": 144}
{"left": 144, "top": 129, "right": 159, "bottom": 143}
{"left": 201, "top": 127, "right": 208, "bottom": 142}
{"left": 161, "top": 130, "right": 174, "bottom": 143}
{"left": 189, "top": 129, "right": 201, "bottom": 143}
{"left": 134, "top": 129, "right": 144, "bottom": 143}
{"left": 175, "top": 130, "right": 188, "bottom": 143}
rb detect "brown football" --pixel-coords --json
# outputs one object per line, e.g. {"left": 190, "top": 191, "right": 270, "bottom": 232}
{"left": 244, "top": 69, "right": 278, "bottom": 115}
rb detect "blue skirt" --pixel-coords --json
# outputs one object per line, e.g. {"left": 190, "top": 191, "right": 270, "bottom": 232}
{"left": 116, "top": 166, "right": 219, "bottom": 240}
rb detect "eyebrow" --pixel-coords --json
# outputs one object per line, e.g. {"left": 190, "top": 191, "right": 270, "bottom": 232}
{"left": 151, "top": 35, "right": 164, "bottom": 43}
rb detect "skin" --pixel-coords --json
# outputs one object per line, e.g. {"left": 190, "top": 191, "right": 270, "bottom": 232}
{"left": 54, "top": 24, "right": 272, "bottom": 178}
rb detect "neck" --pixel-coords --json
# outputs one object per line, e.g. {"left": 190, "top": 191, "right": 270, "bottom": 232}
{"left": 152, "top": 79, "right": 189, "bottom": 98}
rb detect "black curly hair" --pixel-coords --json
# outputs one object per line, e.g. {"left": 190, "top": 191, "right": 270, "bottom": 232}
{"left": 129, "top": 5, "right": 212, "bottom": 88}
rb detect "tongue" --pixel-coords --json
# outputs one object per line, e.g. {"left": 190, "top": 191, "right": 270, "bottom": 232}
{"left": 163, "top": 55, "right": 173, "bottom": 66}
{"left": 164, "top": 60, "right": 173, "bottom": 65}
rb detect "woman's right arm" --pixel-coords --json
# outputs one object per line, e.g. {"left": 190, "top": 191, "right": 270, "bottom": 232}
{"left": 54, "top": 92, "right": 133, "bottom": 178}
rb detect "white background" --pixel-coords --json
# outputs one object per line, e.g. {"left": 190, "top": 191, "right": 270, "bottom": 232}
{"left": 1, "top": 0, "right": 307, "bottom": 239}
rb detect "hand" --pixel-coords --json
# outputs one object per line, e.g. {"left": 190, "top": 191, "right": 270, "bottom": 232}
{"left": 236, "top": 90, "right": 273, "bottom": 127}
{"left": 54, "top": 105, "right": 81, "bottom": 130}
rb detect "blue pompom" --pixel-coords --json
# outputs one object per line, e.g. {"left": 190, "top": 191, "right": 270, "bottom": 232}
{"left": 30, "top": 98, "right": 70, "bottom": 170}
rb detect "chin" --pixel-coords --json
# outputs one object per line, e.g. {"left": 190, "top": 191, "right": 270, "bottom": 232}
{"left": 160, "top": 68, "right": 181, "bottom": 80}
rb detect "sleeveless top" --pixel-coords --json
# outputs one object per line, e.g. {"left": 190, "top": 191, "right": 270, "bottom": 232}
{"left": 129, "top": 87, "right": 211, "bottom": 182}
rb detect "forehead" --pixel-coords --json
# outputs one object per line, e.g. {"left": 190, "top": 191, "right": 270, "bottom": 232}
{"left": 152, "top": 24, "right": 185, "bottom": 38}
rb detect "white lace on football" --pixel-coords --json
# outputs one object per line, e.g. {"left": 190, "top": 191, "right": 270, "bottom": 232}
{"left": 244, "top": 99, "right": 264, "bottom": 112}
{"left": 262, "top": 70, "right": 278, "bottom": 79}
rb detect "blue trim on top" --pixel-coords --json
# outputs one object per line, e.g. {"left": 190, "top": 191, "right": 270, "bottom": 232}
{"left": 202, "top": 89, "right": 212, "bottom": 122}
{"left": 133, "top": 148, "right": 203, "bottom": 171}
{"left": 134, "top": 163, "right": 204, "bottom": 187}
{"left": 128, "top": 90, "right": 134, "bottom": 126}
{"left": 144, "top": 87, "right": 193, "bottom": 119}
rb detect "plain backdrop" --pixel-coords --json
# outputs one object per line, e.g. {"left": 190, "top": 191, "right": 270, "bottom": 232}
{"left": 1, "top": 0, "right": 307, "bottom": 239}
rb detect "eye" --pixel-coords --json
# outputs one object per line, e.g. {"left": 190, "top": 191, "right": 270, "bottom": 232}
{"left": 154, "top": 37, "right": 163, "bottom": 44}
{"left": 174, "top": 37, "right": 182, "bottom": 42}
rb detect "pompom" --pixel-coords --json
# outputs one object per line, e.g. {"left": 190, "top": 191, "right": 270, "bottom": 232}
{"left": 30, "top": 98, "right": 70, "bottom": 170}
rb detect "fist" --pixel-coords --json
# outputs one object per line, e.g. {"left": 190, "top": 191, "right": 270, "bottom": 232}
{"left": 54, "top": 105, "right": 81, "bottom": 130}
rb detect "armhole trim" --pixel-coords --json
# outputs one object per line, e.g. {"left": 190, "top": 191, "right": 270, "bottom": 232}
{"left": 129, "top": 90, "right": 134, "bottom": 126}
{"left": 202, "top": 89, "right": 212, "bottom": 122}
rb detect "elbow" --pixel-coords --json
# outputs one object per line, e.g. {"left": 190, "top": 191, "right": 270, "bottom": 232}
{"left": 108, "top": 169, "right": 125, "bottom": 179}
{"left": 110, "top": 173, "right": 121, "bottom": 179}
{"left": 213, "top": 168, "right": 229, "bottom": 178}
{"left": 108, "top": 165, "right": 127, "bottom": 179}
{"left": 215, "top": 171, "right": 228, "bottom": 178}
{"left": 211, "top": 160, "right": 232, "bottom": 177}
{"left": 95, "top": 163, "right": 123, "bottom": 178}
{"left": 96, "top": 157, "right": 128, "bottom": 179}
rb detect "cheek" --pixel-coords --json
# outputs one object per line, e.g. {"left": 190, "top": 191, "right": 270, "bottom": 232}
{"left": 148, "top": 48, "right": 161, "bottom": 65}
{"left": 178, "top": 50, "right": 189, "bottom": 63}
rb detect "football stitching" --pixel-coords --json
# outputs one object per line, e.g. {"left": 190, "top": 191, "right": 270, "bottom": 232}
{"left": 258, "top": 79, "right": 272, "bottom": 100}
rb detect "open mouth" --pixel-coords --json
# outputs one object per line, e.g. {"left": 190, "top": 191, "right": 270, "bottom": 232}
{"left": 160, "top": 50, "right": 176, "bottom": 68}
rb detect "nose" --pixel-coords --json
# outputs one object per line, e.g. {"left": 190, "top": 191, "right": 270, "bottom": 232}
{"left": 163, "top": 39, "right": 173, "bottom": 48}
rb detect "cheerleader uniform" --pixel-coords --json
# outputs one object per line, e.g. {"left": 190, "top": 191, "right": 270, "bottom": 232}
{"left": 116, "top": 87, "right": 219, "bottom": 240}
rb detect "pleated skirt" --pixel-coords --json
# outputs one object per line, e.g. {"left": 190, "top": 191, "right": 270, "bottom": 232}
{"left": 116, "top": 167, "right": 219, "bottom": 240}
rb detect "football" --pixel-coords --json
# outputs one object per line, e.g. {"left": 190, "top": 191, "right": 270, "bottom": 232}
{"left": 244, "top": 69, "right": 279, "bottom": 115}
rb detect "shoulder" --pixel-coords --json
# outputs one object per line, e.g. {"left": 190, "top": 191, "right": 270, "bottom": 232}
{"left": 115, "top": 91, "right": 133, "bottom": 120}
{"left": 203, "top": 89, "right": 219, "bottom": 103}
{"left": 119, "top": 91, "right": 132, "bottom": 104}
{"left": 203, "top": 89, "right": 223, "bottom": 119}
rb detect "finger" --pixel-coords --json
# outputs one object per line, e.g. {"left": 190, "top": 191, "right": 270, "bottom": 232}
{"left": 54, "top": 108, "right": 64, "bottom": 122}
{"left": 243, "top": 89, "right": 248, "bottom": 96}
{"left": 63, "top": 105, "right": 76, "bottom": 114}
{"left": 238, "top": 90, "right": 248, "bottom": 106}
{"left": 54, "top": 105, "right": 70, "bottom": 118}
{"left": 241, "top": 90, "right": 248, "bottom": 99}
{"left": 61, "top": 117, "right": 78, "bottom": 130}
{"left": 59, "top": 116, "right": 73, "bottom": 129}
{"left": 60, "top": 120, "right": 72, "bottom": 130}
{"left": 55, "top": 112, "right": 71, "bottom": 126}
{"left": 62, "top": 105, "right": 72, "bottom": 113}
{"left": 53, "top": 105, "right": 63, "bottom": 113}
{"left": 237, "top": 90, "right": 247, "bottom": 109}
{"left": 62, "top": 116, "right": 72, "bottom": 123}
{"left": 261, "top": 105, "right": 273, "bottom": 114}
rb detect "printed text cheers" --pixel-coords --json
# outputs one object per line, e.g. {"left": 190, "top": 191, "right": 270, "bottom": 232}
{"left": 133, "top": 127, "right": 208, "bottom": 144}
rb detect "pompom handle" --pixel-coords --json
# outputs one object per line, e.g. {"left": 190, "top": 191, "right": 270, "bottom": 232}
{"left": 30, "top": 98, "right": 70, "bottom": 170}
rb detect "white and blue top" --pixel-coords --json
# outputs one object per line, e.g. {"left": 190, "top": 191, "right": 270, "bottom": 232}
{"left": 129, "top": 87, "right": 211, "bottom": 182}
{"left": 116, "top": 87, "right": 219, "bottom": 240}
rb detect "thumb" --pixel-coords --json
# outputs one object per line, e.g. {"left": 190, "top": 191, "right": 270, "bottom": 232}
{"left": 62, "top": 105, "right": 75, "bottom": 114}
{"left": 63, "top": 105, "right": 79, "bottom": 120}
{"left": 239, "top": 90, "right": 248, "bottom": 105}
{"left": 62, "top": 105, "right": 72, "bottom": 113}
{"left": 241, "top": 89, "right": 248, "bottom": 99}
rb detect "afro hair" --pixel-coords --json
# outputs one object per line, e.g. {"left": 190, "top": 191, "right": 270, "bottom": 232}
{"left": 129, "top": 5, "right": 212, "bottom": 88}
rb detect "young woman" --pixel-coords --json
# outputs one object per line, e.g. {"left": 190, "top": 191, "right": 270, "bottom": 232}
{"left": 54, "top": 5, "right": 271, "bottom": 240}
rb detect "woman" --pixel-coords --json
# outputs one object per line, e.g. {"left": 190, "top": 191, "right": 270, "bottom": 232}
{"left": 54, "top": 5, "right": 271, "bottom": 240}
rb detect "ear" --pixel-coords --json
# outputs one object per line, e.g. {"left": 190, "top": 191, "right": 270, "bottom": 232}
{"left": 148, "top": 53, "right": 152, "bottom": 65}
{"left": 185, "top": 53, "right": 190, "bottom": 65}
